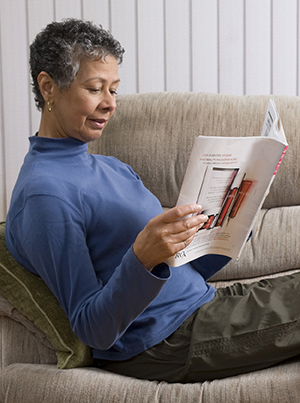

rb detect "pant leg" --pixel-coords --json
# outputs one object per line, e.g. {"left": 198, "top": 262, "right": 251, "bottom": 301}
{"left": 95, "top": 310, "right": 198, "bottom": 382}
{"left": 96, "top": 273, "right": 300, "bottom": 383}
{"left": 182, "top": 273, "right": 300, "bottom": 382}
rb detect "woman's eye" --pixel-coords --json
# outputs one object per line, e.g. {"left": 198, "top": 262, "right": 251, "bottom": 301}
{"left": 88, "top": 88, "right": 101, "bottom": 93}
{"left": 110, "top": 90, "right": 118, "bottom": 96}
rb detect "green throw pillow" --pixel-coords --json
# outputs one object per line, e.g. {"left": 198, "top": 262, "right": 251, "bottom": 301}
{"left": 0, "top": 222, "right": 92, "bottom": 369}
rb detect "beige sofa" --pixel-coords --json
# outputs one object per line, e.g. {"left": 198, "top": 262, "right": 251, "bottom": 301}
{"left": 1, "top": 92, "right": 300, "bottom": 402}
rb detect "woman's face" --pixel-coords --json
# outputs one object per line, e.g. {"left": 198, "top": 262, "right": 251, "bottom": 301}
{"left": 49, "top": 55, "right": 120, "bottom": 142}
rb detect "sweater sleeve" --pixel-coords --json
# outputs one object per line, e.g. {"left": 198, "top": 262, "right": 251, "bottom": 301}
{"left": 8, "top": 194, "right": 170, "bottom": 350}
{"left": 190, "top": 230, "right": 253, "bottom": 280}
{"left": 190, "top": 254, "right": 231, "bottom": 280}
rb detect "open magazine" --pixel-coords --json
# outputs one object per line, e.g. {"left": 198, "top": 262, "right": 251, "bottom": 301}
{"left": 167, "top": 99, "right": 288, "bottom": 267}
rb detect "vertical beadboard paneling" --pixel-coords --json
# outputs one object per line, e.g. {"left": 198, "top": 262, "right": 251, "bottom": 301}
{"left": 0, "top": 26, "right": 5, "bottom": 220}
{"left": 82, "top": 0, "right": 111, "bottom": 30}
{"left": 27, "top": 1, "right": 55, "bottom": 44}
{"left": 54, "top": 0, "right": 82, "bottom": 20}
{"left": 137, "top": 0, "right": 165, "bottom": 92}
{"left": 191, "top": 0, "right": 218, "bottom": 93}
{"left": 0, "top": 1, "right": 31, "bottom": 216}
{"left": 245, "top": 0, "right": 271, "bottom": 95}
{"left": 27, "top": 0, "right": 55, "bottom": 137}
{"left": 272, "top": 0, "right": 298, "bottom": 95}
{"left": 165, "top": 0, "right": 191, "bottom": 92}
{"left": 111, "top": 0, "right": 138, "bottom": 94}
{"left": 219, "top": 0, "right": 245, "bottom": 95}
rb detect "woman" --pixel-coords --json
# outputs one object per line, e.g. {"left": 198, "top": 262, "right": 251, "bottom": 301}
{"left": 5, "top": 19, "right": 300, "bottom": 383}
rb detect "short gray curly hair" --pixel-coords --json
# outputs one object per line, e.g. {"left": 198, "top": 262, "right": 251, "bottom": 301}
{"left": 30, "top": 18, "right": 125, "bottom": 110}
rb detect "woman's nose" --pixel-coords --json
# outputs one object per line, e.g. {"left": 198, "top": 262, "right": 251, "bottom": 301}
{"left": 99, "top": 91, "right": 117, "bottom": 112}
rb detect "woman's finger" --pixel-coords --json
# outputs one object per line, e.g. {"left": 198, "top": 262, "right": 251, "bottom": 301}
{"left": 158, "top": 204, "right": 203, "bottom": 224}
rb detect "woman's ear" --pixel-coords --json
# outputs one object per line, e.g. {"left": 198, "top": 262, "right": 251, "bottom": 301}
{"left": 37, "top": 71, "right": 56, "bottom": 104}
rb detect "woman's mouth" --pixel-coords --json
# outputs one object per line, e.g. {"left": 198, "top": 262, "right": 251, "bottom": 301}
{"left": 89, "top": 118, "right": 108, "bottom": 129}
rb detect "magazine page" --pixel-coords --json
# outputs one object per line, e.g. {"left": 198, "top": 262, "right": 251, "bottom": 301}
{"left": 167, "top": 100, "right": 287, "bottom": 267}
{"left": 261, "top": 99, "right": 286, "bottom": 142}
{"left": 261, "top": 99, "right": 288, "bottom": 177}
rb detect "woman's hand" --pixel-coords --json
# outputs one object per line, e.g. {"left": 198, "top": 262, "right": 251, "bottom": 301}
{"left": 133, "top": 204, "right": 208, "bottom": 271}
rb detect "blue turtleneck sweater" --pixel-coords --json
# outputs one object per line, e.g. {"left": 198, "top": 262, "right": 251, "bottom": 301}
{"left": 5, "top": 136, "right": 229, "bottom": 360}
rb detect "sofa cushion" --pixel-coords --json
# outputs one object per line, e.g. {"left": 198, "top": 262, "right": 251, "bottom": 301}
{"left": 2, "top": 360, "right": 300, "bottom": 403}
{"left": 0, "top": 222, "right": 92, "bottom": 369}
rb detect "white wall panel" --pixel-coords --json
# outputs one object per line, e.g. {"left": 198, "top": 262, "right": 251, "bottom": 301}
{"left": 0, "top": 1, "right": 31, "bottom": 215}
{"left": 191, "top": 0, "right": 218, "bottom": 93}
{"left": 0, "top": 29, "right": 5, "bottom": 220}
{"left": 245, "top": 0, "right": 271, "bottom": 95}
{"left": 27, "top": 0, "right": 55, "bottom": 137}
{"left": 272, "top": 0, "right": 298, "bottom": 95}
{"left": 137, "top": 0, "right": 165, "bottom": 92}
{"left": 165, "top": 0, "right": 191, "bottom": 91}
{"left": 219, "top": 0, "right": 244, "bottom": 95}
{"left": 111, "top": 0, "right": 138, "bottom": 94}
{"left": 27, "top": 0, "right": 55, "bottom": 45}
{"left": 54, "top": 0, "right": 82, "bottom": 20}
{"left": 82, "top": 0, "right": 111, "bottom": 30}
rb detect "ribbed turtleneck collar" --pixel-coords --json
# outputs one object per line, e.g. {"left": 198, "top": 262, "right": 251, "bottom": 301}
{"left": 27, "top": 135, "right": 89, "bottom": 161}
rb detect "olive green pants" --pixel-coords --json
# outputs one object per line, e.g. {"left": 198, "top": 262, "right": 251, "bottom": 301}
{"left": 96, "top": 273, "right": 300, "bottom": 383}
